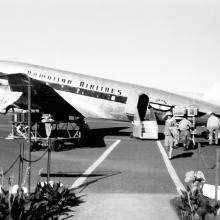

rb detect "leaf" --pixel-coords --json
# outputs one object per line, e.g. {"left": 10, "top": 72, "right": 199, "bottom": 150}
{"left": 0, "top": 181, "right": 83, "bottom": 219}
{"left": 57, "top": 185, "right": 65, "bottom": 195}
{"left": 52, "top": 182, "right": 60, "bottom": 192}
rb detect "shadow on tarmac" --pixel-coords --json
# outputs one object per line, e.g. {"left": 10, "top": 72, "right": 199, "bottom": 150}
{"left": 171, "top": 152, "right": 194, "bottom": 160}
{"left": 40, "top": 171, "right": 121, "bottom": 178}
{"left": 57, "top": 126, "right": 130, "bottom": 151}
{"left": 75, "top": 171, "right": 121, "bottom": 193}
{"left": 158, "top": 132, "right": 165, "bottom": 140}
{"left": 89, "top": 126, "right": 131, "bottom": 136}
{"left": 40, "top": 171, "right": 121, "bottom": 193}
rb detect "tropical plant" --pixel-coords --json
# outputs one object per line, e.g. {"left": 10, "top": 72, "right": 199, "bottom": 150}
{"left": 175, "top": 170, "right": 220, "bottom": 220}
{"left": 0, "top": 181, "right": 83, "bottom": 220}
{"left": 0, "top": 187, "right": 9, "bottom": 219}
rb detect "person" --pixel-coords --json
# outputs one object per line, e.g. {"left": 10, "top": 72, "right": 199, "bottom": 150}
{"left": 168, "top": 120, "right": 179, "bottom": 159}
{"left": 16, "top": 123, "right": 28, "bottom": 138}
{"left": 41, "top": 114, "right": 54, "bottom": 138}
{"left": 164, "top": 111, "right": 177, "bottom": 159}
{"left": 178, "top": 114, "right": 193, "bottom": 150}
{"left": 206, "top": 112, "right": 220, "bottom": 145}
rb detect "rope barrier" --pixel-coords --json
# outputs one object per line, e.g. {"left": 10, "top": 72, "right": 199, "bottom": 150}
{"left": 0, "top": 147, "right": 48, "bottom": 178}
{"left": 22, "top": 148, "right": 48, "bottom": 163}
{"left": 2, "top": 155, "right": 20, "bottom": 176}
{"left": 197, "top": 143, "right": 216, "bottom": 169}
{"left": 200, "top": 154, "right": 216, "bottom": 169}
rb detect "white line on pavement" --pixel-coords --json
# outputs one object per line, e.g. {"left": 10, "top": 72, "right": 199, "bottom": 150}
{"left": 71, "top": 139, "right": 121, "bottom": 189}
{"left": 157, "top": 141, "right": 186, "bottom": 195}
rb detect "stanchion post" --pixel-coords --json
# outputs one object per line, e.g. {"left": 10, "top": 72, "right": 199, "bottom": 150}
{"left": 18, "top": 143, "right": 21, "bottom": 191}
{"left": 197, "top": 143, "right": 201, "bottom": 171}
{"left": 47, "top": 139, "right": 51, "bottom": 183}
{"left": 21, "top": 142, "right": 24, "bottom": 185}
{"left": 192, "top": 115, "right": 195, "bottom": 148}
{"left": 28, "top": 77, "right": 31, "bottom": 194}
{"left": 44, "top": 118, "right": 52, "bottom": 184}
{"left": 215, "top": 148, "right": 219, "bottom": 201}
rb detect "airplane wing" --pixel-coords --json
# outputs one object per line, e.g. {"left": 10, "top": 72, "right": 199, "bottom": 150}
{"left": 0, "top": 73, "right": 84, "bottom": 120}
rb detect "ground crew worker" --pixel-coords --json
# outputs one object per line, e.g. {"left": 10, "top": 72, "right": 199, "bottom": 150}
{"left": 164, "top": 112, "right": 177, "bottom": 159}
{"left": 207, "top": 112, "right": 220, "bottom": 145}
{"left": 178, "top": 114, "right": 193, "bottom": 150}
{"left": 168, "top": 120, "right": 179, "bottom": 160}
{"left": 164, "top": 112, "right": 173, "bottom": 150}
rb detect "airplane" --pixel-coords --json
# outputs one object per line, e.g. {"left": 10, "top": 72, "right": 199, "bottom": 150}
{"left": 203, "top": 80, "right": 220, "bottom": 107}
{"left": 0, "top": 60, "right": 219, "bottom": 131}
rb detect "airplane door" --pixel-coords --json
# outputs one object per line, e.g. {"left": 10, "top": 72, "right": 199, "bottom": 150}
{"left": 137, "top": 94, "right": 149, "bottom": 121}
{"left": 125, "top": 92, "right": 149, "bottom": 121}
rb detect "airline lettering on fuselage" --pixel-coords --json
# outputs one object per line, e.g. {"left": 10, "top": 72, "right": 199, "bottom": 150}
{"left": 80, "top": 81, "right": 122, "bottom": 96}
{"left": 26, "top": 70, "right": 127, "bottom": 104}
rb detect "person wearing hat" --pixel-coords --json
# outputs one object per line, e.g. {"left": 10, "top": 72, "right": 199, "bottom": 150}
{"left": 207, "top": 112, "right": 220, "bottom": 145}
{"left": 41, "top": 114, "right": 54, "bottom": 138}
{"left": 164, "top": 111, "right": 177, "bottom": 159}
{"left": 178, "top": 114, "right": 193, "bottom": 150}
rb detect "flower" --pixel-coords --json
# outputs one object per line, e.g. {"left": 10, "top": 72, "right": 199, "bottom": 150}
{"left": 184, "top": 170, "right": 206, "bottom": 184}
{"left": 178, "top": 170, "right": 219, "bottom": 220}
{"left": 185, "top": 170, "right": 195, "bottom": 183}
{"left": 195, "top": 171, "right": 206, "bottom": 183}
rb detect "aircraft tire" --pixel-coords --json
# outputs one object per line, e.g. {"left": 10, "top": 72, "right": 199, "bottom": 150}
{"left": 31, "top": 142, "right": 38, "bottom": 151}
{"left": 53, "top": 140, "right": 63, "bottom": 152}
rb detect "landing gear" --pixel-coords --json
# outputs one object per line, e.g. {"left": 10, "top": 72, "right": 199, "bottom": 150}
{"left": 30, "top": 141, "right": 39, "bottom": 151}
{"left": 29, "top": 116, "right": 89, "bottom": 151}
{"left": 52, "top": 140, "right": 64, "bottom": 151}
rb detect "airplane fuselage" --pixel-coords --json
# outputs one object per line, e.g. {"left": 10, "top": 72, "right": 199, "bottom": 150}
{"left": 0, "top": 61, "right": 220, "bottom": 123}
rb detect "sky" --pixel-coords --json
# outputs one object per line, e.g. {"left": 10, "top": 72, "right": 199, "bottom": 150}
{"left": 0, "top": 0, "right": 220, "bottom": 94}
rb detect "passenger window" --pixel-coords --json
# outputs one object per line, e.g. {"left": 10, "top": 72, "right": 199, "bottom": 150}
{"left": 111, "top": 95, "right": 116, "bottom": 101}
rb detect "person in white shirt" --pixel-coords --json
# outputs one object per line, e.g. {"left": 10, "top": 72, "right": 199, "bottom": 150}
{"left": 41, "top": 114, "right": 54, "bottom": 138}
{"left": 207, "top": 112, "right": 220, "bottom": 145}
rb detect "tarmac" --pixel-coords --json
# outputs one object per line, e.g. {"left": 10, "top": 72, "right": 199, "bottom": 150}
{"left": 1, "top": 117, "right": 219, "bottom": 220}
{"left": 59, "top": 137, "right": 181, "bottom": 220}
{"left": 59, "top": 130, "right": 219, "bottom": 220}
{"left": 64, "top": 193, "right": 179, "bottom": 220}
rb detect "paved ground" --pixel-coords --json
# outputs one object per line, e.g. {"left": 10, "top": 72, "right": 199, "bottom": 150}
{"left": 71, "top": 193, "right": 178, "bottom": 220}
{"left": 0, "top": 116, "right": 219, "bottom": 219}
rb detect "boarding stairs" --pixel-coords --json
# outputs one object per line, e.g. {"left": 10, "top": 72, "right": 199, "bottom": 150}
{"left": 132, "top": 108, "right": 158, "bottom": 140}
